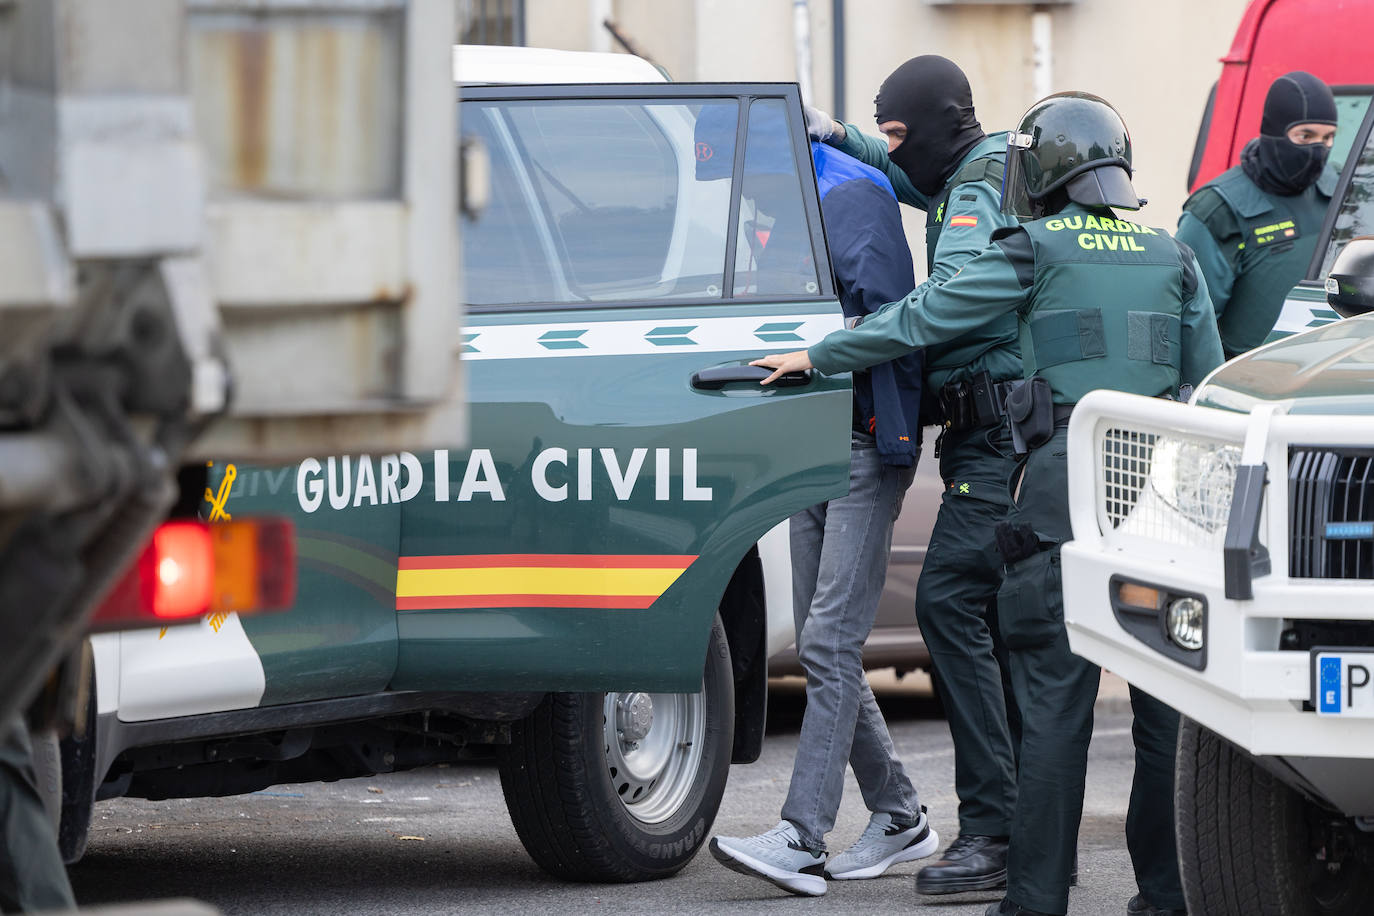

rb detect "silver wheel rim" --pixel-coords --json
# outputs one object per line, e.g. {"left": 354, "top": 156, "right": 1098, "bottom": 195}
{"left": 603, "top": 682, "right": 707, "bottom": 825}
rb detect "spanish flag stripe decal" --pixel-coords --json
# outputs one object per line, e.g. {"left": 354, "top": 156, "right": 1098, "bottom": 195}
{"left": 949, "top": 215, "right": 979, "bottom": 227}
{"left": 394, "top": 554, "right": 697, "bottom": 611}
{"left": 398, "top": 553, "right": 695, "bottom": 570}
{"left": 397, "top": 594, "right": 657, "bottom": 610}
{"left": 398, "top": 566, "right": 686, "bottom": 597}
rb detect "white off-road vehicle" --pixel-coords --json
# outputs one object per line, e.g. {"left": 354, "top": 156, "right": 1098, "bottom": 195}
{"left": 1062, "top": 100, "right": 1374, "bottom": 915}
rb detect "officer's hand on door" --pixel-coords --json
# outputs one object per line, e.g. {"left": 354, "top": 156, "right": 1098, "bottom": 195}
{"left": 751, "top": 350, "right": 815, "bottom": 385}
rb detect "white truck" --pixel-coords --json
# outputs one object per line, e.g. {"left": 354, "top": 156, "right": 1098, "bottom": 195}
{"left": 1062, "top": 96, "right": 1374, "bottom": 916}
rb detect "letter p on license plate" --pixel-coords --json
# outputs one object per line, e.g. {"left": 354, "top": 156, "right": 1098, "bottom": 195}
{"left": 1312, "top": 650, "right": 1374, "bottom": 717}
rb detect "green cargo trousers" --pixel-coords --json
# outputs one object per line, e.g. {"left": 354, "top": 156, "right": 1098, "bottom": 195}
{"left": 995, "top": 427, "right": 1183, "bottom": 915}
{"left": 914, "top": 422, "right": 1020, "bottom": 837}
{"left": 0, "top": 716, "right": 75, "bottom": 914}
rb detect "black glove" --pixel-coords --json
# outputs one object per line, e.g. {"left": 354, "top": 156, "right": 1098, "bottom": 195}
{"left": 995, "top": 521, "right": 1040, "bottom": 565}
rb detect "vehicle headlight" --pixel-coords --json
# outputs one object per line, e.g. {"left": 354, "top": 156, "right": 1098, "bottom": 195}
{"left": 1147, "top": 437, "right": 1242, "bottom": 533}
{"left": 1166, "top": 597, "right": 1205, "bottom": 651}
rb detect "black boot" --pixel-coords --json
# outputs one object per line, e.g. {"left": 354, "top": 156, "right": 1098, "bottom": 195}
{"left": 1126, "top": 894, "right": 1186, "bottom": 915}
{"left": 985, "top": 899, "right": 1056, "bottom": 916}
{"left": 916, "top": 834, "right": 1008, "bottom": 894}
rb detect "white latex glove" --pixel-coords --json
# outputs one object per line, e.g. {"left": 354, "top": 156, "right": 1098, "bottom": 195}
{"left": 803, "top": 105, "right": 843, "bottom": 143}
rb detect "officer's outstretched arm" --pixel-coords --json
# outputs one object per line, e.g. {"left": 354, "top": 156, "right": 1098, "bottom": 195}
{"left": 830, "top": 123, "right": 928, "bottom": 209}
{"left": 809, "top": 230, "right": 1032, "bottom": 376}
{"left": 1178, "top": 250, "right": 1227, "bottom": 387}
{"left": 1175, "top": 209, "right": 1237, "bottom": 320}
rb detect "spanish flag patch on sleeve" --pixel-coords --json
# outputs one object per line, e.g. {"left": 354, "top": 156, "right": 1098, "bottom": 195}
{"left": 949, "top": 215, "right": 979, "bottom": 228}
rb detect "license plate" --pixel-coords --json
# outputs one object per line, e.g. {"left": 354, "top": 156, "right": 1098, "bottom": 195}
{"left": 1312, "top": 650, "right": 1374, "bottom": 717}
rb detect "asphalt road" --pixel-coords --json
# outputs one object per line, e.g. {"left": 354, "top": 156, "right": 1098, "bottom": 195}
{"left": 69, "top": 674, "right": 1141, "bottom": 915}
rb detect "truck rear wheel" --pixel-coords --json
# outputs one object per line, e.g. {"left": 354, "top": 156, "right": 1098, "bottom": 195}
{"left": 1176, "top": 717, "right": 1374, "bottom": 915}
{"left": 497, "top": 614, "right": 734, "bottom": 882}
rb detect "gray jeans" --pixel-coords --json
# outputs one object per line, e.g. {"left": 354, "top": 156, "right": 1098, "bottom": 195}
{"left": 780, "top": 432, "right": 920, "bottom": 851}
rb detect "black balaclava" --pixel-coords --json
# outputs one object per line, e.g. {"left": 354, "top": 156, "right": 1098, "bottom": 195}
{"left": 1241, "top": 71, "right": 1337, "bottom": 196}
{"left": 874, "top": 55, "right": 986, "bottom": 197}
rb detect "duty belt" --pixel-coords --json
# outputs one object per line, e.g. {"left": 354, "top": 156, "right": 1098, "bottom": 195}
{"left": 938, "top": 372, "right": 1023, "bottom": 431}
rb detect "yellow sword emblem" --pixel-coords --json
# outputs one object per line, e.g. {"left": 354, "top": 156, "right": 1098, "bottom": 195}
{"left": 161, "top": 463, "right": 238, "bottom": 639}
{"left": 205, "top": 463, "right": 236, "bottom": 521}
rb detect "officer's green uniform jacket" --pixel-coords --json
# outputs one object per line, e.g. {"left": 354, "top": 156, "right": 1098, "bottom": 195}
{"left": 832, "top": 126, "right": 1021, "bottom": 389}
{"left": 811, "top": 203, "right": 1225, "bottom": 401}
{"left": 1175, "top": 165, "right": 1337, "bottom": 357}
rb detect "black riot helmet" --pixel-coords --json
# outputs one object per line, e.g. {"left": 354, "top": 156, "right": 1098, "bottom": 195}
{"left": 1001, "top": 91, "right": 1140, "bottom": 218}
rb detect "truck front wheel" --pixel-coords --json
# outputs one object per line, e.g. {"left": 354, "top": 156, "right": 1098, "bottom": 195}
{"left": 497, "top": 614, "right": 734, "bottom": 881}
{"left": 1176, "top": 717, "right": 1374, "bottom": 915}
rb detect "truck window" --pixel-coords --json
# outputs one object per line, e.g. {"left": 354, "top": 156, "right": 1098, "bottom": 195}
{"left": 462, "top": 105, "right": 558, "bottom": 305}
{"left": 461, "top": 98, "right": 737, "bottom": 307}
{"left": 1331, "top": 89, "right": 1373, "bottom": 173}
{"left": 731, "top": 99, "right": 820, "bottom": 298}
{"left": 1316, "top": 117, "right": 1374, "bottom": 280}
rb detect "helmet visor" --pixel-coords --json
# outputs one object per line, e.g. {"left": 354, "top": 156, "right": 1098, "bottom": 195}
{"left": 1000, "top": 131, "right": 1035, "bottom": 218}
{"left": 1064, "top": 164, "right": 1140, "bottom": 210}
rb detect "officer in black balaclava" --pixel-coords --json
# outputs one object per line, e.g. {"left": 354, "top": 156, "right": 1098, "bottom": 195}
{"left": 803, "top": 58, "right": 1027, "bottom": 898}
{"left": 874, "top": 55, "right": 989, "bottom": 197}
{"left": 1177, "top": 71, "right": 1339, "bottom": 357}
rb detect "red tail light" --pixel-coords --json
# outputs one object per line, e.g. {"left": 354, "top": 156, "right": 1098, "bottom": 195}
{"left": 90, "top": 518, "right": 296, "bottom": 633}
{"left": 143, "top": 522, "right": 215, "bottom": 619}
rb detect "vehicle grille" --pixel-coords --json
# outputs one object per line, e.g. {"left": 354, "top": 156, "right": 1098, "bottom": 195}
{"left": 1289, "top": 448, "right": 1374, "bottom": 579}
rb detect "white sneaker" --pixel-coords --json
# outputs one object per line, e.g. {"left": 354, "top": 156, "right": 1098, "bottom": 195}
{"left": 825, "top": 810, "right": 940, "bottom": 880}
{"left": 709, "top": 821, "right": 828, "bottom": 896}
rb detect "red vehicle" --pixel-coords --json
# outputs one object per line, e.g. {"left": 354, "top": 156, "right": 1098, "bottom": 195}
{"left": 1188, "top": 0, "right": 1374, "bottom": 191}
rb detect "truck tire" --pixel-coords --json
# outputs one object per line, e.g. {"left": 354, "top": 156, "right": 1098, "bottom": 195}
{"left": 55, "top": 714, "right": 96, "bottom": 864}
{"left": 30, "top": 676, "right": 97, "bottom": 865}
{"left": 1176, "top": 717, "right": 1374, "bottom": 915}
{"left": 498, "top": 614, "right": 734, "bottom": 882}
{"left": 30, "top": 729, "right": 63, "bottom": 831}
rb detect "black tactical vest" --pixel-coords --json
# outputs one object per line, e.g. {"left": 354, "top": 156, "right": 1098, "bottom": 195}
{"left": 925, "top": 156, "right": 1005, "bottom": 273}
{"left": 1019, "top": 210, "right": 1193, "bottom": 405}
{"left": 922, "top": 155, "right": 1022, "bottom": 391}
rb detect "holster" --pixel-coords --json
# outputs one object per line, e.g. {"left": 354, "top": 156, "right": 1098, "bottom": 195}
{"left": 1005, "top": 376, "right": 1054, "bottom": 455}
{"left": 937, "top": 378, "right": 976, "bottom": 430}
{"left": 937, "top": 371, "right": 1021, "bottom": 432}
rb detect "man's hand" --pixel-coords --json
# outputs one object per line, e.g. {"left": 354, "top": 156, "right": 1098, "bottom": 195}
{"left": 750, "top": 350, "right": 814, "bottom": 385}
{"left": 803, "top": 105, "right": 844, "bottom": 143}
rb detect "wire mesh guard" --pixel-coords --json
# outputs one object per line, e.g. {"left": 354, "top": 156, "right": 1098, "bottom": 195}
{"left": 1098, "top": 426, "right": 1241, "bottom": 549}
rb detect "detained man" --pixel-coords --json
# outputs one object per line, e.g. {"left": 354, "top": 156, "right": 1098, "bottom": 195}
{"left": 694, "top": 104, "right": 937, "bottom": 897}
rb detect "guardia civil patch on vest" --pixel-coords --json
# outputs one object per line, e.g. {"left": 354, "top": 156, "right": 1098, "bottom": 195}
{"left": 1248, "top": 218, "right": 1300, "bottom": 249}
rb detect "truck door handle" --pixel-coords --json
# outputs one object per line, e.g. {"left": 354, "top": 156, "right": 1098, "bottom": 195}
{"left": 690, "top": 366, "right": 811, "bottom": 389}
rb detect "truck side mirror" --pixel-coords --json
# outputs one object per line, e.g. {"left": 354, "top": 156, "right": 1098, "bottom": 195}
{"left": 1325, "top": 236, "right": 1374, "bottom": 318}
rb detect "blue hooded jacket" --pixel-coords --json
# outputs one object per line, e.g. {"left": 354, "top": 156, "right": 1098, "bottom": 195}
{"left": 693, "top": 107, "right": 922, "bottom": 465}
{"left": 811, "top": 142, "right": 923, "bottom": 466}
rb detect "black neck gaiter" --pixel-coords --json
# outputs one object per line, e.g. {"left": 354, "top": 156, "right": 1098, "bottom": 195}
{"left": 874, "top": 55, "right": 986, "bottom": 197}
{"left": 1240, "top": 70, "right": 1336, "bottom": 196}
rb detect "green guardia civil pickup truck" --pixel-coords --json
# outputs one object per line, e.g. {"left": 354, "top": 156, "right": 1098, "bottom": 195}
{"left": 45, "top": 52, "right": 861, "bottom": 882}
{"left": 1063, "top": 97, "right": 1374, "bottom": 914}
